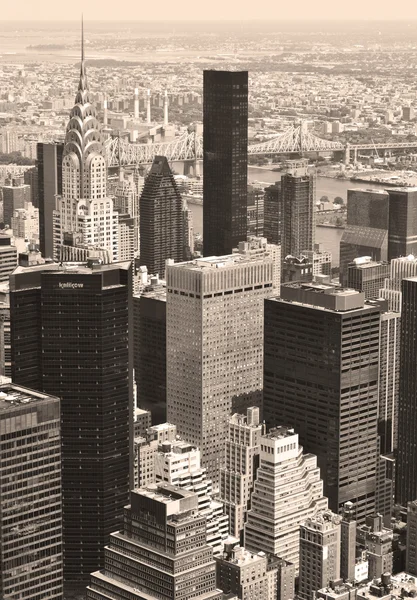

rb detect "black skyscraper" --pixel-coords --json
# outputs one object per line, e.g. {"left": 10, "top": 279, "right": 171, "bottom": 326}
{"left": 37, "top": 142, "right": 63, "bottom": 259}
{"left": 133, "top": 283, "right": 167, "bottom": 425}
{"left": 263, "top": 283, "right": 381, "bottom": 523}
{"left": 388, "top": 189, "right": 417, "bottom": 260}
{"left": 10, "top": 262, "right": 132, "bottom": 581}
{"left": 203, "top": 70, "right": 248, "bottom": 257}
{"left": 396, "top": 277, "right": 417, "bottom": 506}
{"left": 139, "top": 155, "right": 184, "bottom": 278}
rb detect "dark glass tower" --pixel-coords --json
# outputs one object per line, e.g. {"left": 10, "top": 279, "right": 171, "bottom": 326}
{"left": 133, "top": 282, "right": 167, "bottom": 424}
{"left": 139, "top": 155, "right": 184, "bottom": 277}
{"left": 263, "top": 282, "right": 381, "bottom": 523}
{"left": 264, "top": 181, "right": 282, "bottom": 246}
{"left": 388, "top": 189, "right": 417, "bottom": 260}
{"left": 396, "top": 277, "right": 417, "bottom": 506}
{"left": 203, "top": 70, "right": 248, "bottom": 257}
{"left": 37, "top": 142, "right": 63, "bottom": 259}
{"left": 10, "top": 262, "right": 132, "bottom": 581}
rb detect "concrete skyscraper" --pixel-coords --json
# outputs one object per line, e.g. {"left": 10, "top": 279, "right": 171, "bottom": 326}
{"left": 86, "top": 485, "right": 223, "bottom": 600}
{"left": 298, "top": 510, "right": 341, "bottom": 600}
{"left": 219, "top": 407, "right": 264, "bottom": 538}
{"left": 166, "top": 237, "right": 280, "bottom": 485}
{"left": 396, "top": 277, "right": 417, "bottom": 506}
{"left": 406, "top": 500, "right": 417, "bottom": 576}
{"left": 10, "top": 261, "right": 132, "bottom": 581}
{"left": 0, "top": 384, "right": 63, "bottom": 600}
{"left": 281, "top": 158, "right": 316, "bottom": 258}
{"left": 298, "top": 510, "right": 342, "bottom": 600}
{"left": 53, "top": 26, "right": 118, "bottom": 262}
{"left": 264, "top": 282, "right": 381, "bottom": 522}
{"left": 244, "top": 427, "right": 328, "bottom": 573}
{"left": 0, "top": 233, "right": 17, "bottom": 282}
{"left": 37, "top": 141, "right": 63, "bottom": 258}
{"left": 203, "top": 70, "right": 248, "bottom": 257}
{"left": 140, "top": 155, "right": 184, "bottom": 277}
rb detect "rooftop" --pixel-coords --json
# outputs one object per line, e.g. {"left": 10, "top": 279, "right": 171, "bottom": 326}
{"left": 0, "top": 384, "right": 56, "bottom": 411}
{"left": 265, "top": 426, "right": 296, "bottom": 440}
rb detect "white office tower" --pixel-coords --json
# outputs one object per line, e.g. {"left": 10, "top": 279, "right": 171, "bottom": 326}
{"left": 154, "top": 438, "right": 232, "bottom": 555}
{"left": 166, "top": 237, "right": 281, "bottom": 487}
{"left": 298, "top": 510, "right": 341, "bottom": 600}
{"left": 219, "top": 407, "right": 264, "bottom": 538}
{"left": 379, "top": 255, "right": 417, "bottom": 312}
{"left": 53, "top": 35, "right": 118, "bottom": 262}
{"left": 244, "top": 427, "right": 328, "bottom": 574}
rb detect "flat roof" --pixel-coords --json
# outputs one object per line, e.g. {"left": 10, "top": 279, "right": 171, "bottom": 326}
{"left": 0, "top": 384, "right": 56, "bottom": 411}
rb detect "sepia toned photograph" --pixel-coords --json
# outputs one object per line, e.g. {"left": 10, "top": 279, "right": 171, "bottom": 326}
{"left": 1, "top": 2, "right": 417, "bottom": 599}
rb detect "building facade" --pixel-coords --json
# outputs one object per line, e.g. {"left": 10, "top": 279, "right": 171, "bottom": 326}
{"left": 166, "top": 238, "right": 280, "bottom": 486}
{"left": 133, "top": 278, "right": 167, "bottom": 424}
{"left": 139, "top": 155, "right": 184, "bottom": 277}
{"left": 10, "top": 262, "right": 132, "bottom": 581}
{"left": 0, "top": 233, "right": 17, "bottom": 282}
{"left": 346, "top": 257, "right": 390, "bottom": 300}
{"left": 388, "top": 188, "right": 417, "bottom": 260}
{"left": 396, "top": 277, "right": 417, "bottom": 506}
{"left": 281, "top": 159, "right": 316, "bottom": 258}
{"left": 264, "top": 283, "right": 381, "bottom": 523}
{"left": 53, "top": 46, "right": 118, "bottom": 262}
{"left": 219, "top": 407, "right": 264, "bottom": 538}
{"left": 37, "top": 141, "right": 63, "bottom": 258}
{"left": 86, "top": 485, "right": 223, "bottom": 600}
{"left": 203, "top": 70, "right": 248, "bottom": 257}
{"left": 298, "top": 510, "right": 341, "bottom": 600}
{"left": 244, "top": 427, "right": 328, "bottom": 573}
{"left": 0, "top": 384, "right": 63, "bottom": 599}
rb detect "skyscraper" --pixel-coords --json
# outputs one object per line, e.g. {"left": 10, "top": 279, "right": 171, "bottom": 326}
{"left": 264, "top": 282, "right": 381, "bottom": 522}
{"left": 264, "top": 181, "right": 282, "bottom": 246}
{"left": 2, "top": 176, "right": 31, "bottom": 228}
{"left": 203, "top": 70, "right": 248, "bottom": 257}
{"left": 298, "top": 510, "right": 341, "bottom": 600}
{"left": 346, "top": 257, "right": 390, "bottom": 300}
{"left": 133, "top": 278, "right": 167, "bottom": 424}
{"left": 139, "top": 155, "right": 184, "bottom": 277}
{"left": 396, "top": 277, "right": 417, "bottom": 505}
{"left": 339, "top": 188, "right": 389, "bottom": 285}
{"left": 37, "top": 141, "right": 63, "bottom": 258}
{"left": 406, "top": 500, "right": 417, "bottom": 576}
{"left": 53, "top": 28, "right": 118, "bottom": 262}
{"left": 379, "top": 254, "right": 417, "bottom": 312}
{"left": 219, "top": 407, "right": 264, "bottom": 538}
{"left": 0, "top": 233, "right": 17, "bottom": 282}
{"left": 281, "top": 158, "right": 316, "bottom": 258}
{"left": 86, "top": 485, "right": 223, "bottom": 600}
{"left": 388, "top": 188, "right": 417, "bottom": 260}
{"left": 166, "top": 237, "right": 280, "bottom": 485}
{"left": 244, "top": 427, "right": 328, "bottom": 573}
{"left": 0, "top": 384, "right": 63, "bottom": 600}
{"left": 10, "top": 261, "right": 132, "bottom": 581}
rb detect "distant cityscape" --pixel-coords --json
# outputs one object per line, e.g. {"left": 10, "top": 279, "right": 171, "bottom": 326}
{"left": 3, "top": 16, "right": 417, "bottom": 600}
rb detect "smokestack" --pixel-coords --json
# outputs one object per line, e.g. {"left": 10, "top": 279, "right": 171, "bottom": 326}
{"left": 147, "top": 89, "right": 151, "bottom": 125}
{"left": 163, "top": 89, "right": 168, "bottom": 126}
{"left": 103, "top": 99, "right": 108, "bottom": 126}
{"left": 134, "top": 87, "right": 139, "bottom": 119}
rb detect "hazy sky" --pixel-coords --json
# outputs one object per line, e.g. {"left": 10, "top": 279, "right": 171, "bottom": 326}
{"left": 3, "top": 0, "right": 417, "bottom": 22}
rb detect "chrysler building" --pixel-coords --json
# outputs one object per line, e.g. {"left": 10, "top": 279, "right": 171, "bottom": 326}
{"left": 54, "top": 20, "right": 118, "bottom": 262}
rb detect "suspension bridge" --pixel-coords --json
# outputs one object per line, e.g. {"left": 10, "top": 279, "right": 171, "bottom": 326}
{"left": 104, "top": 124, "right": 417, "bottom": 168}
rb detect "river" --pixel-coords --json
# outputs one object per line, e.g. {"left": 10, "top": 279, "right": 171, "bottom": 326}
{"left": 188, "top": 167, "right": 385, "bottom": 267}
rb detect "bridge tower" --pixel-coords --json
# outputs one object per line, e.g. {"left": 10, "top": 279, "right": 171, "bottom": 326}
{"left": 344, "top": 143, "right": 351, "bottom": 165}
